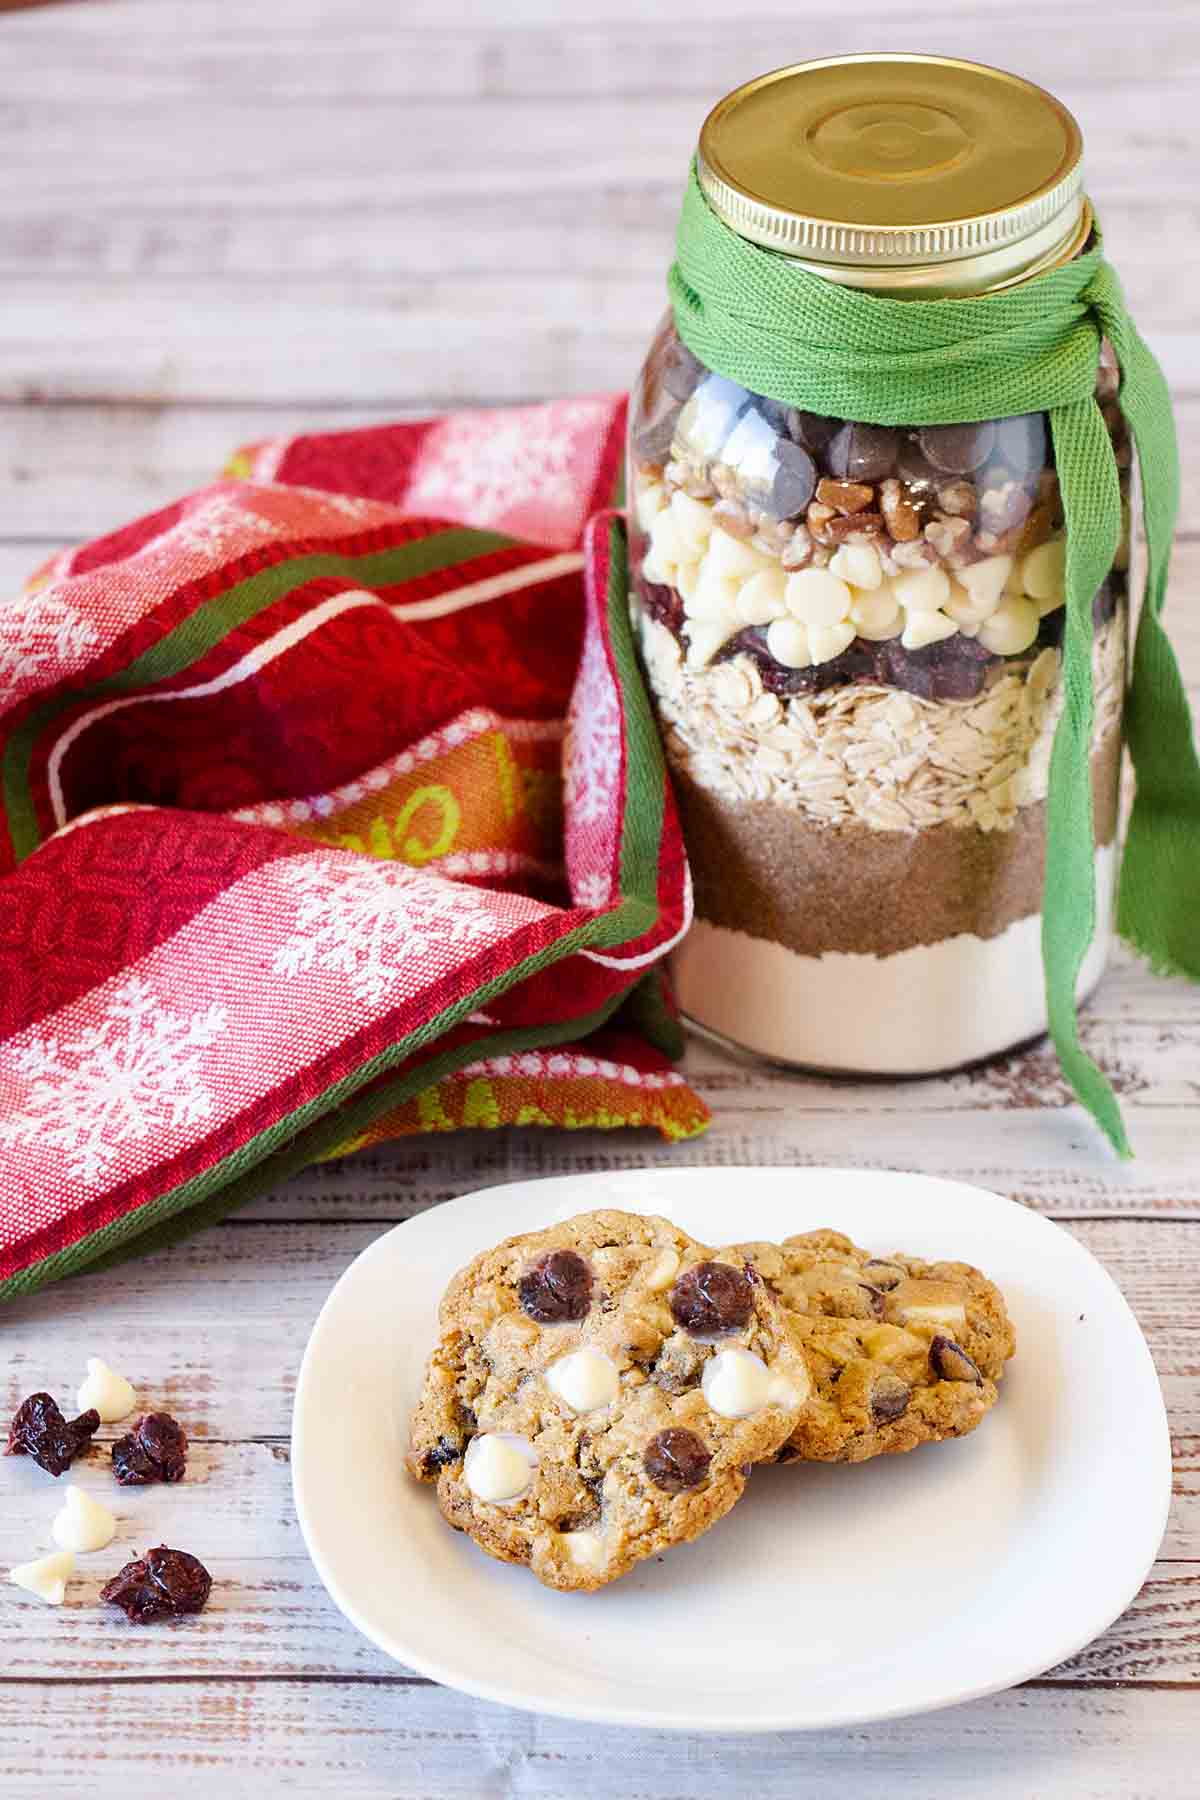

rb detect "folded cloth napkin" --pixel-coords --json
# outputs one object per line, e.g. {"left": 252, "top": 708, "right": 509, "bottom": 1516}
{"left": 0, "top": 397, "right": 708, "bottom": 1300}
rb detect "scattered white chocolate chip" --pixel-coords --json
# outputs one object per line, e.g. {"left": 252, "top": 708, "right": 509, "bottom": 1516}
{"left": 765, "top": 617, "right": 810, "bottom": 668}
{"left": 892, "top": 563, "right": 952, "bottom": 612}
{"left": 77, "top": 1356, "right": 136, "bottom": 1424}
{"left": 977, "top": 596, "right": 1039, "bottom": 656}
{"left": 562, "top": 1528, "right": 608, "bottom": 1573}
{"left": 51, "top": 1485, "right": 117, "bottom": 1555}
{"left": 701, "top": 1347, "right": 772, "bottom": 1418}
{"left": 644, "top": 1248, "right": 680, "bottom": 1292}
{"left": 1021, "top": 535, "right": 1067, "bottom": 603}
{"left": 545, "top": 1346, "right": 620, "bottom": 1415}
{"left": 10, "top": 1550, "right": 75, "bottom": 1606}
{"left": 829, "top": 541, "right": 883, "bottom": 590}
{"left": 900, "top": 610, "right": 958, "bottom": 651}
{"left": 784, "top": 567, "right": 852, "bottom": 627}
{"left": 463, "top": 1432, "right": 538, "bottom": 1505}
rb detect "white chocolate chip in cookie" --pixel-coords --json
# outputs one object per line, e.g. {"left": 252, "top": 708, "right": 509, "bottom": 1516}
{"left": 562, "top": 1528, "right": 608, "bottom": 1573}
{"left": 77, "top": 1356, "right": 136, "bottom": 1424}
{"left": 546, "top": 1346, "right": 620, "bottom": 1415}
{"left": 10, "top": 1550, "right": 75, "bottom": 1606}
{"left": 51, "top": 1486, "right": 117, "bottom": 1555}
{"left": 890, "top": 1279, "right": 968, "bottom": 1332}
{"left": 767, "top": 1363, "right": 811, "bottom": 1410}
{"left": 644, "top": 1248, "right": 680, "bottom": 1292}
{"left": 701, "top": 1348, "right": 771, "bottom": 1418}
{"left": 463, "top": 1432, "right": 538, "bottom": 1505}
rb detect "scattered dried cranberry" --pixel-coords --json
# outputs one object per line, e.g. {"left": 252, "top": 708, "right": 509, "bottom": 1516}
{"left": 518, "top": 1250, "right": 593, "bottom": 1324}
{"left": 101, "top": 1546, "right": 212, "bottom": 1624}
{"left": 669, "top": 1261, "right": 755, "bottom": 1337}
{"left": 643, "top": 1428, "right": 713, "bottom": 1494}
{"left": 5, "top": 1393, "right": 99, "bottom": 1477}
{"left": 111, "top": 1412, "right": 188, "bottom": 1485}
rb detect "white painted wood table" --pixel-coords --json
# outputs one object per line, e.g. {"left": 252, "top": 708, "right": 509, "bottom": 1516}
{"left": 2, "top": 3, "right": 1198, "bottom": 1793}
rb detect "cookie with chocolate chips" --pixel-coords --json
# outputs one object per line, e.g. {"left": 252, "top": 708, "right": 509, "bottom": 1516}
{"left": 406, "top": 1209, "right": 813, "bottom": 1591}
{"left": 731, "top": 1229, "right": 1014, "bottom": 1464}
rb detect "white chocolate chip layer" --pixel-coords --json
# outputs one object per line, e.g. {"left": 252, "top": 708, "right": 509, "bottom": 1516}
{"left": 545, "top": 1346, "right": 620, "bottom": 1415}
{"left": 77, "top": 1356, "right": 136, "bottom": 1424}
{"left": 51, "top": 1486, "right": 117, "bottom": 1555}
{"left": 701, "top": 1347, "right": 772, "bottom": 1418}
{"left": 10, "top": 1550, "right": 74, "bottom": 1606}
{"left": 463, "top": 1432, "right": 538, "bottom": 1505}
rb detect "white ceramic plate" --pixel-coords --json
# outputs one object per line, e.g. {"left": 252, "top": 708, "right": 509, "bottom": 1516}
{"left": 292, "top": 1167, "right": 1170, "bottom": 1733}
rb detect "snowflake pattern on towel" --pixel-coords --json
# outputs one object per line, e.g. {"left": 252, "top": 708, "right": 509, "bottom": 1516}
{"left": 0, "top": 979, "right": 227, "bottom": 1186}
{"left": 0, "top": 591, "right": 99, "bottom": 713}
{"left": 403, "top": 399, "right": 613, "bottom": 532}
{"left": 272, "top": 857, "right": 505, "bottom": 1008}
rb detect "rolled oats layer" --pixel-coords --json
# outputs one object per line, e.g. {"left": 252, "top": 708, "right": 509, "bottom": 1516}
{"left": 640, "top": 609, "right": 1125, "bottom": 837}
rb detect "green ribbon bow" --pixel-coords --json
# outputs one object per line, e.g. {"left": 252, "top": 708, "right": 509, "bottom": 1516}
{"left": 668, "top": 165, "right": 1200, "bottom": 1155}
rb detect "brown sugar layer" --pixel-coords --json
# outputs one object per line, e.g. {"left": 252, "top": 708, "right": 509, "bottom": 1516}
{"left": 672, "top": 725, "right": 1121, "bottom": 960}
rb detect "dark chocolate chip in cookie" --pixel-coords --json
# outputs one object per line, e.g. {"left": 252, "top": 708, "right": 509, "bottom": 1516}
{"left": 518, "top": 1249, "right": 593, "bottom": 1324}
{"left": 643, "top": 1428, "right": 713, "bottom": 1493}
{"left": 869, "top": 1374, "right": 912, "bottom": 1424}
{"left": 929, "top": 1336, "right": 983, "bottom": 1384}
{"left": 669, "top": 1261, "right": 755, "bottom": 1337}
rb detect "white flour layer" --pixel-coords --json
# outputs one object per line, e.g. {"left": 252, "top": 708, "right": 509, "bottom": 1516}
{"left": 673, "top": 843, "right": 1116, "bottom": 1075}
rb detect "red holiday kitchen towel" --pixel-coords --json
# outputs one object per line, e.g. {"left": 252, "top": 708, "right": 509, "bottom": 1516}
{"left": 0, "top": 397, "right": 708, "bottom": 1300}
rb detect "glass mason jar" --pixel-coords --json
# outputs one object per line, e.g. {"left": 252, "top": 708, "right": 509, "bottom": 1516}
{"left": 629, "top": 57, "right": 1131, "bottom": 1074}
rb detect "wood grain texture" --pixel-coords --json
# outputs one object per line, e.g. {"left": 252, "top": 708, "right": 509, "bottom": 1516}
{"left": 2, "top": 0, "right": 1199, "bottom": 1791}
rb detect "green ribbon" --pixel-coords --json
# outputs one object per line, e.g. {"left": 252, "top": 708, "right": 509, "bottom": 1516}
{"left": 668, "top": 166, "right": 1199, "bottom": 1155}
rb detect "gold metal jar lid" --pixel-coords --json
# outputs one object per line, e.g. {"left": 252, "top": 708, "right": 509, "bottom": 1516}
{"left": 697, "top": 55, "right": 1088, "bottom": 295}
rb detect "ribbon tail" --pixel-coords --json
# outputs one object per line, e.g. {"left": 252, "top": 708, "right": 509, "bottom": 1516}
{"left": 1044, "top": 401, "right": 1130, "bottom": 1156}
{"left": 1109, "top": 328, "right": 1200, "bottom": 978}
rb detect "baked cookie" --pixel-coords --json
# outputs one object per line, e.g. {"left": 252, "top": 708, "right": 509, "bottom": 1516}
{"left": 732, "top": 1229, "right": 1015, "bottom": 1464}
{"left": 407, "top": 1209, "right": 812, "bottom": 1591}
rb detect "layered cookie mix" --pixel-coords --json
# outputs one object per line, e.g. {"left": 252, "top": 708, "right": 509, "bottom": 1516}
{"left": 628, "top": 322, "right": 1130, "bottom": 1071}
{"left": 734, "top": 1229, "right": 1015, "bottom": 1463}
{"left": 406, "top": 1209, "right": 813, "bottom": 1591}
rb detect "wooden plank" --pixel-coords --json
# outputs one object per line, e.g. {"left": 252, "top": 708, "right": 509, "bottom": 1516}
{"left": 0, "top": 1429, "right": 1195, "bottom": 1683}
{"left": 1, "top": 1220, "right": 1196, "bottom": 1557}
{"left": 5, "top": 400, "right": 1200, "bottom": 542}
{"left": 1, "top": 1680, "right": 1199, "bottom": 1799}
